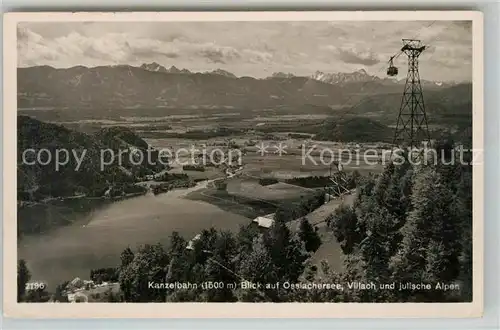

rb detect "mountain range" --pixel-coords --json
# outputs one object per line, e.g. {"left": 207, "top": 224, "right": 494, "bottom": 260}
{"left": 312, "top": 69, "right": 380, "bottom": 84}
{"left": 140, "top": 62, "right": 191, "bottom": 74}
{"left": 140, "top": 62, "right": 237, "bottom": 78}
{"left": 18, "top": 64, "right": 463, "bottom": 111}
{"left": 311, "top": 68, "right": 450, "bottom": 88}
{"left": 139, "top": 63, "right": 451, "bottom": 87}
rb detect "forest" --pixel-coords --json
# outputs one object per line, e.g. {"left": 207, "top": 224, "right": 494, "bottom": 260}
{"left": 18, "top": 140, "right": 472, "bottom": 303}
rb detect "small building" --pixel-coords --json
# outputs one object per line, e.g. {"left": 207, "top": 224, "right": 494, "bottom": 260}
{"left": 186, "top": 234, "right": 202, "bottom": 250}
{"left": 324, "top": 193, "right": 337, "bottom": 203}
{"left": 67, "top": 292, "right": 88, "bottom": 303}
{"left": 68, "top": 277, "right": 84, "bottom": 289}
{"left": 252, "top": 213, "right": 276, "bottom": 229}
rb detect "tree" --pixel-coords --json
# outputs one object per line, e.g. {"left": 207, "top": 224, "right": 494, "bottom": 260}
{"left": 275, "top": 191, "right": 325, "bottom": 223}
{"left": 236, "top": 224, "right": 259, "bottom": 256}
{"left": 288, "top": 261, "right": 344, "bottom": 303}
{"left": 298, "top": 218, "right": 322, "bottom": 252}
{"left": 352, "top": 175, "right": 376, "bottom": 227}
{"left": 434, "top": 136, "right": 455, "bottom": 164}
{"left": 24, "top": 287, "right": 51, "bottom": 303}
{"left": 54, "top": 281, "right": 70, "bottom": 302}
{"left": 263, "top": 217, "right": 308, "bottom": 285}
{"left": 237, "top": 235, "right": 274, "bottom": 302}
{"left": 118, "top": 247, "right": 135, "bottom": 301}
{"left": 203, "top": 231, "right": 238, "bottom": 302}
{"left": 458, "top": 226, "right": 472, "bottom": 302}
{"left": 17, "top": 259, "right": 31, "bottom": 302}
{"left": 169, "top": 231, "right": 187, "bottom": 256}
{"left": 382, "top": 164, "right": 414, "bottom": 254}
{"left": 373, "top": 162, "right": 395, "bottom": 205}
{"left": 454, "top": 166, "right": 473, "bottom": 301}
{"left": 119, "top": 244, "right": 169, "bottom": 302}
{"left": 341, "top": 206, "right": 397, "bottom": 303}
{"left": 90, "top": 267, "right": 119, "bottom": 284}
{"left": 16, "top": 259, "right": 49, "bottom": 303}
{"left": 389, "top": 167, "right": 462, "bottom": 301}
{"left": 120, "top": 247, "right": 134, "bottom": 268}
{"left": 341, "top": 254, "right": 367, "bottom": 302}
{"left": 164, "top": 231, "right": 192, "bottom": 287}
{"left": 243, "top": 214, "right": 316, "bottom": 302}
{"left": 358, "top": 207, "right": 395, "bottom": 286}
{"left": 327, "top": 205, "right": 360, "bottom": 254}
{"left": 347, "top": 170, "right": 361, "bottom": 188}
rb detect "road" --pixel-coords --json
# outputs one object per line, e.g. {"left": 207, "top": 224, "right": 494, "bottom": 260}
{"left": 300, "top": 191, "right": 357, "bottom": 273}
{"left": 287, "top": 190, "right": 356, "bottom": 231}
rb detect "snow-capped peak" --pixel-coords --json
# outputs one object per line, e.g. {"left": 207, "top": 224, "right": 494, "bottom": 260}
{"left": 140, "top": 62, "right": 167, "bottom": 72}
{"left": 208, "top": 69, "right": 237, "bottom": 78}
{"left": 140, "top": 63, "right": 192, "bottom": 74}
{"left": 311, "top": 69, "right": 378, "bottom": 84}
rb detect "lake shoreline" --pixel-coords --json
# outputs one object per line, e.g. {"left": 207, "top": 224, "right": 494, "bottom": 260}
{"left": 18, "top": 178, "right": 250, "bottom": 289}
{"left": 17, "top": 178, "right": 221, "bottom": 238}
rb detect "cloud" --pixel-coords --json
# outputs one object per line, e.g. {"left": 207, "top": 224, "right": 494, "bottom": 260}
{"left": 325, "top": 45, "right": 381, "bottom": 66}
{"left": 17, "top": 25, "right": 274, "bottom": 68}
{"left": 242, "top": 49, "right": 273, "bottom": 64}
{"left": 17, "top": 21, "right": 472, "bottom": 81}
{"left": 197, "top": 43, "right": 241, "bottom": 64}
{"left": 192, "top": 42, "right": 271, "bottom": 65}
{"left": 17, "top": 27, "right": 62, "bottom": 66}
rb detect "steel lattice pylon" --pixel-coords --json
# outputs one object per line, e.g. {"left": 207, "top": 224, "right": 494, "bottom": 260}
{"left": 324, "top": 162, "right": 351, "bottom": 200}
{"left": 327, "top": 172, "right": 351, "bottom": 198}
{"left": 392, "top": 39, "right": 430, "bottom": 149}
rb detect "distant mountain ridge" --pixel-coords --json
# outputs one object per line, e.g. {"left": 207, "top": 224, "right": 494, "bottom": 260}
{"left": 310, "top": 68, "right": 451, "bottom": 88}
{"left": 18, "top": 65, "right": 468, "bottom": 111}
{"left": 269, "top": 72, "right": 296, "bottom": 79}
{"left": 139, "top": 62, "right": 235, "bottom": 77}
{"left": 18, "top": 65, "right": 350, "bottom": 109}
{"left": 209, "top": 68, "right": 237, "bottom": 78}
{"left": 311, "top": 69, "right": 379, "bottom": 84}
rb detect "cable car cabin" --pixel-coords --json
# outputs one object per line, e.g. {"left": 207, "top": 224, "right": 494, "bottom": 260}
{"left": 387, "top": 66, "right": 398, "bottom": 76}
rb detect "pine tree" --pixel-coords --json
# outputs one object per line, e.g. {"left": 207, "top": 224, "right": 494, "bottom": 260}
{"left": 236, "top": 224, "right": 259, "bottom": 255}
{"left": 119, "top": 244, "right": 169, "bottom": 302}
{"left": 237, "top": 235, "right": 274, "bottom": 302}
{"left": 383, "top": 163, "right": 414, "bottom": 254}
{"left": 120, "top": 247, "right": 134, "bottom": 268}
{"left": 359, "top": 207, "right": 395, "bottom": 283}
{"left": 342, "top": 253, "right": 368, "bottom": 302}
{"left": 164, "top": 232, "right": 192, "bottom": 288}
{"left": 17, "top": 259, "right": 31, "bottom": 302}
{"left": 373, "top": 162, "right": 395, "bottom": 205}
{"left": 169, "top": 231, "right": 187, "bottom": 255}
{"left": 390, "top": 166, "right": 462, "bottom": 301}
{"left": 328, "top": 204, "right": 361, "bottom": 254}
{"left": 263, "top": 217, "right": 308, "bottom": 284}
{"left": 454, "top": 166, "right": 473, "bottom": 301}
{"left": 298, "top": 218, "right": 321, "bottom": 252}
{"left": 203, "top": 231, "right": 238, "bottom": 302}
{"left": 118, "top": 247, "right": 135, "bottom": 301}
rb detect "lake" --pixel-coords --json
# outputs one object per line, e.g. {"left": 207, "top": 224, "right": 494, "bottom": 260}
{"left": 17, "top": 185, "right": 251, "bottom": 290}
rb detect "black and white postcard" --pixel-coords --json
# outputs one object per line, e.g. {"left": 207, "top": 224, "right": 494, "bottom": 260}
{"left": 3, "top": 11, "right": 483, "bottom": 318}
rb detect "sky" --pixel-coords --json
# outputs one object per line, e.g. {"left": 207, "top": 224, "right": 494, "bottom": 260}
{"left": 17, "top": 21, "right": 473, "bottom": 82}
